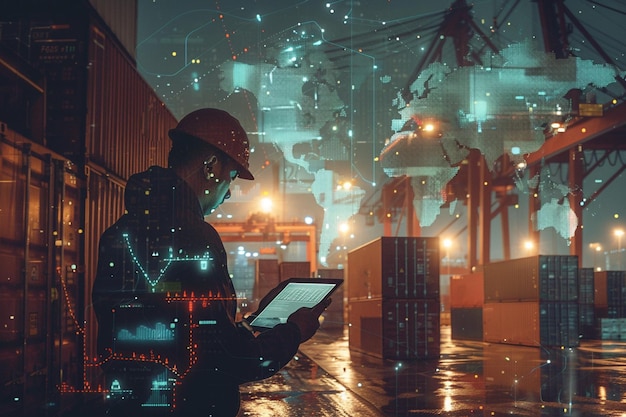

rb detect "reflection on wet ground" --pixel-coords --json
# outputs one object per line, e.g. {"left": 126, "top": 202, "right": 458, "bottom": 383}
{"left": 240, "top": 326, "right": 626, "bottom": 416}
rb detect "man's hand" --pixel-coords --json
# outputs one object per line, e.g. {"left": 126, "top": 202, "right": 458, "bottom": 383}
{"left": 287, "top": 298, "right": 332, "bottom": 343}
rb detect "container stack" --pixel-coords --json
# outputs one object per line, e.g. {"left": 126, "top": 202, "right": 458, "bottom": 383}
{"left": 347, "top": 237, "right": 440, "bottom": 359}
{"left": 482, "top": 255, "right": 579, "bottom": 348}
{"left": 578, "top": 267, "right": 595, "bottom": 339}
{"left": 449, "top": 271, "right": 484, "bottom": 341}
{"left": 594, "top": 270, "right": 626, "bottom": 339}
{"left": 594, "top": 271, "right": 626, "bottom": 318}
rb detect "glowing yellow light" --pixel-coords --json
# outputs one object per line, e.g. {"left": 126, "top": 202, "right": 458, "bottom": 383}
{"left": 259, "top": 197, "right": 273, "bottom": 213}
{"left": 171, "top": 51, "right": 177, "bottom": 57}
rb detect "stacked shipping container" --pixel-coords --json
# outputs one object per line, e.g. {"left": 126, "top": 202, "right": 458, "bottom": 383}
{"left": 578, "top": 267, "right": 595, "bottom": 339}
{"left": 594, "top": 270, "right": 626, "bottom": 339}
{"left": 482, "top": 255, "right": 579, "bottom": 348}
{"left": 347, "top": 237, "right": 440, "bottom": 359}
{"left": 594, "top": 271, "right": 626, "bottom": 318}
{"left": 0, "top": 3, "right": 177, "bottom": 414}
{"left": 449, "top": 272, "right": 484, "bottom": 341}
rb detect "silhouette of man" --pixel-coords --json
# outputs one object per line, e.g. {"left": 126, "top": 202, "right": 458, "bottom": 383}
{"left": 92, "top": 108, "right": 327, "bottom": 416}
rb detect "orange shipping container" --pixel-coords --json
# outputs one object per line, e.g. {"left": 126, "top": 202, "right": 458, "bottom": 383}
{"left": 450, "top": 271, "right": 484, "bottom": 308}
{"left": 347, "top": 237, "right": 439, "bottom": 300}
{"left": 483, "top": 301, "right": 579, "bottom": 347}
{"left": 483, "top": 302, "right": 540, "bottom": 346}
{"left": 593, "top": 270, "right": 608, "bottom": 307}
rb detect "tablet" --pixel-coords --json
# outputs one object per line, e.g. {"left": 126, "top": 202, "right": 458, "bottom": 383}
{"left": 248, "top": 277, "right": 343, "bottom": 331}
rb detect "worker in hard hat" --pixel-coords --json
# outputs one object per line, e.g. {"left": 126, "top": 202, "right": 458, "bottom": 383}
{"left": 91, "top": 108, "right": 328, "bottom": 416}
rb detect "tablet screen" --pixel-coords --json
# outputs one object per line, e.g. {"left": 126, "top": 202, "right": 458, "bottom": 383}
{"left": 249, "top": 279, "right": 342, "bottom": 330}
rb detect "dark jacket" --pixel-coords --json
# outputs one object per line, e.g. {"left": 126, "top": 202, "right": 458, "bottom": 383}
{"left": 92, "top": 166, "right": 300, "bottom": 416}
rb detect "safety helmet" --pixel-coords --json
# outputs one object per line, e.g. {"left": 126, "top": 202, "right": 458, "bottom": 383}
{"left": 168, "top": 108, "right": 254, "bottom": 180}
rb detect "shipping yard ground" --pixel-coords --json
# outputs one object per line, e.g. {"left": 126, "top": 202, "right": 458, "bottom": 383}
{"left": 239, "top": 325, "right": 626, "bottom": 417}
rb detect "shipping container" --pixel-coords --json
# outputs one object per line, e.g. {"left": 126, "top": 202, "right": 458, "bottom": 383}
{"left": 347, "top": 237, "right": 439, "bottom": 300}
{"left": 594, "top": 271, "right": 626, "bottom": 318}
{"left": 279, "top": 261, "right": 311, "bottom": 281}
{"left": 0, "top": 2, "right": 178, "bottom": 413}
{"left": 578, "top": 303, "right": 595, "bottom": 340}
{"left": 0, "top": 127, "right": 85, "bottom": 415}
{"left": 539, "top": 301, "right": 579, "bottom": 347}
{"left": 594, "top": 270, "right": 609, "bottom": 307}
{"left": 483, "top": 255, "right": 578, "bottom": 302}
{"left": 317, "top": 269, "right": 345, "bottom": 330}
{"left": 348, "top": 298, "right": 440, "bottom": 359}
{"left": 27, "top": 10, "right": 175, "bottom": 175}
{"left": 449, "top": 272, "right": 484, "bottom": 308}
{"left": 578, "top": 267, "right": 594, "bottom": 304}
{"left": 483, "top": 302, "right": 539, "bottom": 346}
{"left": 483, "top": 301, "right": 579, "bottom": 347}
{"left": 254, "top": 259, "right": 281, "bottom": 304}
{"left": 451, "top": 307, "right": 483, "bottom": 341}
{"left": 599, "top": 318, "right": 626, "bottom": 340}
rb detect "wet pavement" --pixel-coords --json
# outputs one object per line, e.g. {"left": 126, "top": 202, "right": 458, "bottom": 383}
{"left": 239, "top": 325, "right": 626, "bottom": 416}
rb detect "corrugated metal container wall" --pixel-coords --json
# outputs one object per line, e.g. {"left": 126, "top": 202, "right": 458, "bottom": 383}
{"left": 347, "top": 238, "right": 382, "bottom": 300}
{"left": 483, "top": 302, "right": 540, "bottom": 346}
{"left": 347, "top": 237, "right": 439, "bottom": 300}
{"left": 594, "top": 270, "right": 608, "bottom": 307}
{"left": 539, "top": 301, "right": 579, "bottom": 347}
{"left": 599, "top": 318, "right": 626, "bottom": 340}
{"left": 0, "top": 130, "right": 84, "bottom": 414}
{"left": 449, "top": 272, "right": 484, "bottom": 308}
{"left": 451, "top": 307, "right": 483, "bottom": 341}
{"left": 347, "top": 298, "right": 439, "bottom": 359}
{"left": 85, "top": 23, "right": 174, "bottom": 180}
{"left": 483, "top": 255, "right": 578, "bottom": 302}
{"left": 593, "top": 270, "right": 626, "bottom": 318}
{"left": 578, "top": 267, "right": 595, "bottom": 339}
{"left": 88, "top": 0, "right": 137, "bottom": 58}
{"left": 483, "top": 301, "right": 579, "bottom": 347}
{"left": 255, "top": 259, "right": 280, "bottom": 304}
{"left": 606, "top": 271, "right": 626, "bottom": 318}
{"left": 348, "top": 298, "right": 382, "bottom": 356}
{"left": 579, "top": 267, "right": 594, "bottom": 304}
{"left": 83, "top": 168, "right": 126, "bottom": 364}
{"left": 381, "top": 299, "right": 440, "bottom": 359}
{"left": 279, "top": 261, "right": 311, "bottom": 281}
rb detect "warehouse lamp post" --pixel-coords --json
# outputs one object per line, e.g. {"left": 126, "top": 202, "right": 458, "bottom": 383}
{"left": 615, "top": 229, "right": 624, "bottom": 270}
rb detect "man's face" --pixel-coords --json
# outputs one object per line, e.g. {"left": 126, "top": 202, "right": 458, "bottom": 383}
{"left": 199, "top": 158, "right": 240, "bottom": 216}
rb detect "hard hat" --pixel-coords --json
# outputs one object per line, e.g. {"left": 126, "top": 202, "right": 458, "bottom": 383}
{"left": 168, "top": 108, "right": 254, "bottom": 180}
